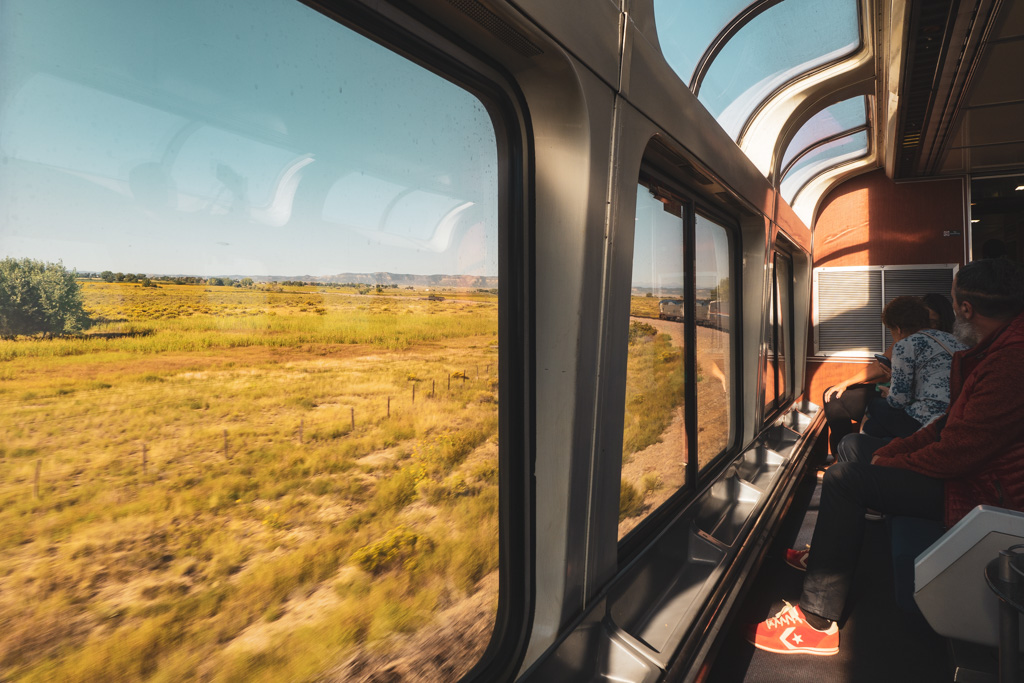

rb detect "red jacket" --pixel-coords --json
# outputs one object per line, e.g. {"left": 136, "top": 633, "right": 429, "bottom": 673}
{"left": 873, "top": 311, "right": 1024, "bottom": 527}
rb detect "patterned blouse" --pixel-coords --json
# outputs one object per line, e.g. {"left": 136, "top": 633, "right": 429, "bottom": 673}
{"left": 887, "top": 329, "right": 968, "bottom": 426}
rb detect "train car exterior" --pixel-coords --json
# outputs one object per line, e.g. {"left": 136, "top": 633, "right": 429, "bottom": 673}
{"left": 1, "top": 0, "right": 1020, "bottom": 681}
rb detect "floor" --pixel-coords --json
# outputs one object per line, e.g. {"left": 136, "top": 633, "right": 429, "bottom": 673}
{"left": 706, "top": 472, "right": 954, "bottom": 683}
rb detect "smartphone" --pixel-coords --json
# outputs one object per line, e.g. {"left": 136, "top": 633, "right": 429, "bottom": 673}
{"left": 874, "top": 353, "right": 892, "bottom": 368}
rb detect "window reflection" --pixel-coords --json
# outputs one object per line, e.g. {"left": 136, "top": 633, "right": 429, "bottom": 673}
{"left": 0, "top": 0, "right": 501, "bottom": 679}
{"left": 764, "top": 252, "right": 793, "bottom": 413}
{"left": 695, "top": 215, "right": 733, "bottom": 469}
{"left": 620, "top": 186, "right": 687, "bottom": 540}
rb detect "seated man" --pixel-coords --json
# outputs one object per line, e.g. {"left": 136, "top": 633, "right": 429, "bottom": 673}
{"left": 746, "top": 258, "right": 1024, "bottom": 656}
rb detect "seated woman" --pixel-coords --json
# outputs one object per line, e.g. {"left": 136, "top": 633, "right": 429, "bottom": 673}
{"left": 822, "top": 353, "right": 890, "bottom": 454}
{"left": 862, "top": 296, "right": 967, "bottom": 439}
{"left": 922, "top": 292, "right": 955, "bottom": 333}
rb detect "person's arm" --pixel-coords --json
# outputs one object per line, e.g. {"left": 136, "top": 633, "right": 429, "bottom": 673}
{"left": 872, "top": 351, "right": 1024, "bottom": 478}
{"left": 825, "top": 342, "right": 893, "bottom": 401}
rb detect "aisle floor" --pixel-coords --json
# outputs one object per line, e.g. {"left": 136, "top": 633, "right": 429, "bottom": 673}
{"left": 707, "top": 472, "right": 952, "bottom": 683}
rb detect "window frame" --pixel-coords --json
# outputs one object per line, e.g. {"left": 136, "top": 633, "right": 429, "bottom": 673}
{"left": 618, "top": 166, "right": 742, "bottom": 556}
{"left": 762, "top": 247, "right": 796, "bottom": 422}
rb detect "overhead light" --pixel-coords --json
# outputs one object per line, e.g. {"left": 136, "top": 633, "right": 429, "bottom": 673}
{"left": 971, "top": 219, "right": 980, "bottom": 223}
{"left": 1016, "top": 185, "right": 1024, "bottom": 191}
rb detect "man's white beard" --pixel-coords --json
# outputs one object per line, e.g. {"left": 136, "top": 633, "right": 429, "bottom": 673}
{"left": 953, "top": 313, "right": 981, "bottom": 346}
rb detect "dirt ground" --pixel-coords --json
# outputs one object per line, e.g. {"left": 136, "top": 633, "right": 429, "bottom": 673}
{"left": 619, "top": 318, "right": 731, "bottom": 537}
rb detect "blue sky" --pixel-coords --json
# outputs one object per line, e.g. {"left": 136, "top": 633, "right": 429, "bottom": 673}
{"left": 0, "top": 0, "right": 499, "bottom": 278}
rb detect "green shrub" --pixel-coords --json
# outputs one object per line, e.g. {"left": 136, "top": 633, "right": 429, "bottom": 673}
{"left": 627, "top": 321, "right": 657, "bottom": 344}
{"left": 619, "top": 480, "right": 645, "bottom": 521}
{"left": 350, "top": 527, "right": 428, "bottom": 574}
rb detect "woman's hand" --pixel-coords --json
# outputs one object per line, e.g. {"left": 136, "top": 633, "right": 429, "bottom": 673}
{"left": 825, "top": 382, "right": 848, "bottom": 402}
{"left": 878, "top": 385, "right": 890, "bottom": 398}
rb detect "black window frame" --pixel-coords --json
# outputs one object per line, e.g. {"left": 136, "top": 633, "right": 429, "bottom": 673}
{"left": 618, "top": 166, "right": 742, "bottom": 559}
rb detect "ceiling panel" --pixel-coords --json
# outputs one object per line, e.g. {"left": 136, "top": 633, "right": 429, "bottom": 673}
{"left": 960, "top": 103, "right": 1024, "bottom": 146}
{"left": 964, "top": 40, "right": 1024, "bottom": 106}
{"left": 995, "top": 0, "right": 1024, "bottom": 39}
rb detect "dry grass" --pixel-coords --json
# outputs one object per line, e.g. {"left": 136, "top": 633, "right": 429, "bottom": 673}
{"left": 0, "top": 282, "right": 500, "bottom": 682}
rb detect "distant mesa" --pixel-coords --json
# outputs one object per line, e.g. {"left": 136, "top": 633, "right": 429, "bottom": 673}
{"left": 258, "top": 272, "right": 498, "bottom": 288}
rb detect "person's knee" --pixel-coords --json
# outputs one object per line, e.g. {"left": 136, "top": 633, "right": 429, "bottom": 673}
{"left": 835, "top": 433, "right": 861, "bottom": 462}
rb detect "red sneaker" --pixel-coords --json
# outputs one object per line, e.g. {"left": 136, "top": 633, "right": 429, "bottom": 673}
{"left": 785, "top": 546, "right": 809, "bottom": 571}
{"left": 743, "top": 602, "right": 839, "bottom": 656}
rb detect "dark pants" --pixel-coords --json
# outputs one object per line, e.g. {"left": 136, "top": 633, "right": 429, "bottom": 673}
{"left": 798, "top": 434, "right": 945, "bottom": 622}
{"left": 823, "top": 384, "right": 876, "bottom": 453}
{"left": 862, "top": 396, "right": 923, "bottom": 439}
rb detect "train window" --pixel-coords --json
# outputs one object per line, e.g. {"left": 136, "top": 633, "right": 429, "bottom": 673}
{"left": 620, "top": 186, "right": 688, "bottom": 539}
{"left": 779, "top": 96, "right": 868, "bottom": 174}
{"left": 694, "top": 0, "right": 861, "bottom": 140}
{"left": 780, "top": 130, "right": 869, "bottom": 203}
{"left": 764, "top": 251, "right": 794, "bottom": 415}
{"left": 694, "top": 214, "right": 734, "bottom": 470}
{"left": 654, "top": 0, "right": 752, "bottom": 85}
{"left": 0, "top": 1, "right": 506, "bottom": 681}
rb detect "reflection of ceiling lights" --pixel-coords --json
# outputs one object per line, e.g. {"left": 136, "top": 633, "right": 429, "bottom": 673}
{"left": 971, "top": 219, "right": 980, "bottom": 223}
{"left": 1016, "top": 185, "right": 1024, "bottom": 191}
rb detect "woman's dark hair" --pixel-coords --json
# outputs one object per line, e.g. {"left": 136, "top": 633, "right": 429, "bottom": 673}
{"left": 881, "top": 295, "right": 930, "bottom": 336}
{"left": 954, "top": 257, "right": 1024, "bottom": 319}
{"left": 922, "top": 293, "right": 955, "bottom": 332}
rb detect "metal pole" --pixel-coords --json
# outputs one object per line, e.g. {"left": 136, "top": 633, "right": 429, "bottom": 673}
{"left": 998, "top": 550, "right": 1020, "bottom": 683}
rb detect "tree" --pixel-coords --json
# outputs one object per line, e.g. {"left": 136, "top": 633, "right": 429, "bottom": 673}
{"left": 100, "top": 270, "right": 115, "bottom": 283}
{"left": 240, "top": 277, "right": 253, "bottom": 288}
{"left": 0, "top": 258, "right": 89, "bottom": 338}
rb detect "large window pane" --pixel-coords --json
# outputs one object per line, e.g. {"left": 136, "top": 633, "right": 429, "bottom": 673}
{"left": 780, "top": 96, "right": 867, "bottom": 172}
{"left": 698, "top": 0, "right": 860, "bottom": 139}
{"left": 653, "top": 0, "right": 752, "bottom": 86}
{"left": 619, "top": 187, "right": 687, "bottom": 539}
{"left": 0, "top": 1, "right": 501, "bottom": 680}
{"left": 780, "top": 130, "right": 869, "bottom": 202}
{"left": 695, "top": 215, "right": 733, "bottom": 469}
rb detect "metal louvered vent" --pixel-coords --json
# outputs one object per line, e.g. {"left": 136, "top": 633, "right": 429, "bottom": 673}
{"left": 881, "top": 267, "right": 955, "bottom": 348}
{"left": 815, "top": 265, "right": 957, "bottom": 355}
{"left": 445, "top": 0, "right": 542, "bottom": 57}
{"left": 816, "top": 269, "right": 883, "bottom": 354}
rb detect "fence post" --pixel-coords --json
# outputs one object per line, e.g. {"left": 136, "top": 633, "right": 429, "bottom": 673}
{"left": 34, "top": 459, "right": 41, "bottom": 499}
{"left": 432, "top": 379, "right": 435, "bottom": 397}
{"left": 299, "top": 419, "right": 304, "bottom": 444}
{"left": 387, "top": 396, "right": 391, "bottom": 417}
{"left": 463, "top": 370, "right": 467, "bottom": 385}
{"left": 412, "top": 384, "right": 416, "bottom": 403}
{"left": 142, "top": 444, "right": 148, "bottom": 474}
{"left": 224, "top": 429, "right": 229, "bottom": 460}
{"left": 447, "top": 374, "right": 451, "bottom": 391}
{"left": 351, "top": 407, "right": 355, "bottom": 431}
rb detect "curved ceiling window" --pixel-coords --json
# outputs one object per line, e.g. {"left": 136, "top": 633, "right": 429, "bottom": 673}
{"left": 780, "top": 129, "right": 869, "bottom": 202}
{"left": 779, "top": 96, "right": 867, "bottom": 172}
{"left": 694, "top": 0, "right": 861, "bottom": 140}
{"left": 653, "top": 0, "right": 751, "bottom": 85}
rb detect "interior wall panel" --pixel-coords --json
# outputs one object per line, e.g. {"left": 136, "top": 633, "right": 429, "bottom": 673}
{"left": 804, "top": 169, "right": 967, "bottom": 409}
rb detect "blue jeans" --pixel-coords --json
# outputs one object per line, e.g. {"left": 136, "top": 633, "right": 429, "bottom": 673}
{"left": 798, "top": 435, "right": 945, "bottom": 622}
{"left": 862, "top": 396, "right": 923, "bottom": 439}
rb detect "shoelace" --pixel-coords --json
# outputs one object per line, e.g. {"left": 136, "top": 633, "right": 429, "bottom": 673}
{"left": 765, "top": 603, "right": 802, "bottom": 630}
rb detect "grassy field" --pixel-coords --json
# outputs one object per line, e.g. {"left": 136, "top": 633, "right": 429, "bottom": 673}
{"left": 0, "top": 282, "right": 500, "bottom": 682}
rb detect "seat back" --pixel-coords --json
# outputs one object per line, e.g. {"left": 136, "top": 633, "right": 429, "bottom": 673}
{"left": 914, "top": 505, "right": 1024, "bottom": 649}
